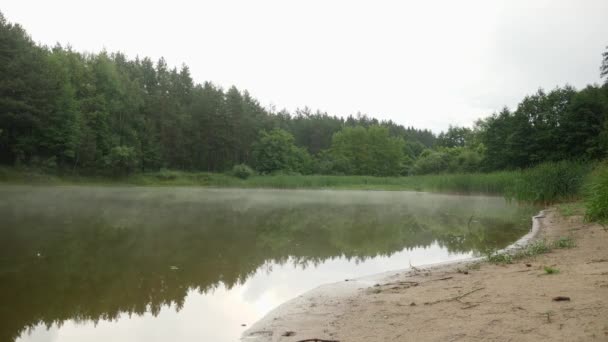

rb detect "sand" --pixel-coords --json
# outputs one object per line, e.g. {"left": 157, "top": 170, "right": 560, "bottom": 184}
{"left": 242, "top": 209, "right": 608, "bottom": 341}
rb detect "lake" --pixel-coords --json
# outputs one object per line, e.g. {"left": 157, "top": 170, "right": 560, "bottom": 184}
{"left": 0, "top": 186, "right": 537, "bottom": 342}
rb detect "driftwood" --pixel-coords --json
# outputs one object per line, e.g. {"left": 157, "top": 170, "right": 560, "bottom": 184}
{"left": 284, "top": 330, "right": 340, "bottom": 342}
{"left": 424, "top": 287, "right": 485, "bottom": 305}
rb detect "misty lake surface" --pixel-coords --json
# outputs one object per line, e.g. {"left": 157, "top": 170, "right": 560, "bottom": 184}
{"left": 0, "top": 186, "right": 538, "bottom": 342}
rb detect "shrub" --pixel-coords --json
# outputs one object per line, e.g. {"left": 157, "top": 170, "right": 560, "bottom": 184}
{"left": 252, "top": 129, "right": 314, "bottom": 175}
{"left": 231, "top": 164, "right": 254, "bottom": 179}
{"left": 330, "top": 125, "right": 405, "bottom": 176}
{"left": 411, "top": 149, "right": 450, "bottom": 175}
{"left": 106, "top": 146, "right": 138, "bottom": 176}
{"left": 155, "top": 169, "right": 179, "bottom": 181}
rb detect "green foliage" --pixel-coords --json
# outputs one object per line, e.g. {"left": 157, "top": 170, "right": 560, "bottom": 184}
{"left": 506, "top": 161, "right": 592, "bottom": 203}
{"left": 554, "top": 237, "right": 576, "bottom": 249}
{"left": 107, "top": 146, "right": 138, "bottom": 175}
{"left": 486, "top": 252, "right": 513, "bottom": 264}
{"left": 410, "top": 149, "right": 449, "bottom": 174}
{"left": 436, "top": 125, "right": 472, "bottom": 148}
{"left": 330, "top": 125, "right": 404, "bottom": 176}
{"left": 557, "top": 202, "right": 585, "bottom": 217}
{"left": 252, "top": 129, "right": 313, "bottom": 174}
{"left": 0, "top": 161, "right": 592, "bottom": 205}
{"left": 522, "top": 240, "right": 551, "bottom": 256}
{"left": 231, "top": 164, "right": 254, "bottom": 179}
{"left": 584, "top": 162, "right": 608, "bottom": 223}
{"left": 154, "top": 169, "right": 180, "bottom": 181}
{"left": 486, "top": 239, "right": 553, "bottom": 264}
{"left": 0, "top": 12, "right": 607, "bottom": 181}
{"left": 601, "top": 46, "right": 608, "bottom": 84}
{"left": 543, "top": 266, "right": 559, "bottom": 274}
{"left": 479, "top": 86, "right": 607, "bottom": 171}
{"left": 410, "top": 147, "right": 484, "bottom": 175}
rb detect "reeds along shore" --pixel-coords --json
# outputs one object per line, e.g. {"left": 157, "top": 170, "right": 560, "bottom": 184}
{"left": 2, "top": 160, "right": 605, "bottom": 206}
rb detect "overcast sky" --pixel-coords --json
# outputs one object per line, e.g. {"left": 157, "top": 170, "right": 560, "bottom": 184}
{"left": 3, "top": 0, "right": 607, "bottom": 132}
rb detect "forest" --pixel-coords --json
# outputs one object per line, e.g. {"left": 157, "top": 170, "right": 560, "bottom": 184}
{"left": 1, "top": 11, "right": 607, "bottom": 178}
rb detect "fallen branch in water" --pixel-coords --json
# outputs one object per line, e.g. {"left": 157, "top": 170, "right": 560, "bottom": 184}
{"left": 296, "top": 339, "right": 340, "bottom": 342}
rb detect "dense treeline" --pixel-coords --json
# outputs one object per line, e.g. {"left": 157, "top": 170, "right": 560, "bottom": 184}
{"left": 0, "top": 13, "right": 432, "bottom": 177}
{"left": 1, "top": 12, "right": 607, "bottom": 177}
{"left": 413, "top": 83, "right": 608, "bottom": 174}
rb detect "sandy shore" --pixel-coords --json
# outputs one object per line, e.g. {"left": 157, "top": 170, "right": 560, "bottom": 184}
{"left": 242, "top": 209, "right": 608, "bottom": 341}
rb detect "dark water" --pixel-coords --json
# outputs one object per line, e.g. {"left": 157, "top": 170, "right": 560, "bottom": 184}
{"left": 0, "top": 186, "right": 537, "bottom": 342}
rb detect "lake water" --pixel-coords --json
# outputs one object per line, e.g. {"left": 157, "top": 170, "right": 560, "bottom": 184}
{"left": 0, "top": 186, "right": 537, "bottom": 342}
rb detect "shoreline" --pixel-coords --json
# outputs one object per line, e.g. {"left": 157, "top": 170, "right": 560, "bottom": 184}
{"left": 241, "top": 210, "right": 545, "bottom": 340}
{"left": 0, "top": 180, "right": 506, "bottom": 196}
{"left": 0, "top": 167, "right": 536, "bottom": 199}
{"left": 242, "top": 209, "right": 608, "bottom": 341}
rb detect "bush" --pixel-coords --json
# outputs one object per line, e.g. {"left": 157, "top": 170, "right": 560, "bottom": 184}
{"left": 411, "top": 149, "right": 450, "bottom": 175}
{"left": 411, "top": 147, "right": 483, "bottom": 175}
{"left": 252, "top": 129, "right": 314, "bottom": 174}
{"left": 231, "top": 164, "right": 254, "bottom": 179}
{"left": 155, "top": 169, "right": 179, "bottom": 181}
{"left": 585, "top": 162, "right": 608, "bottom": 223}
{"left": 106, "top": 146, "right": 138, "bottom": 176}
{"left": 330, "top": 125, "right": 404, "bottom": 176}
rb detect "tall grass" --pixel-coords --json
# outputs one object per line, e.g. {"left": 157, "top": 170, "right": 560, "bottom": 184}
{"left": 584, "top": 162, "right": 608, "bottom": 224}
{"left": 128, "top": 171, "right": 519, "bottom": 194}
{"left": 506, "top": 161, "right": 592, "bottom": 204}
{"left": 0, "top": 160, "right": 593, "bottom": 204}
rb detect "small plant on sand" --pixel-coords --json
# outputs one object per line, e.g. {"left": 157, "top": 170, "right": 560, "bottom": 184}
{"left": 543, "top": 266, "right": 560, "bottom": 274}
{"left": 554, "top": 237, "right": 576, "bottom": 249}
{"left": 543, "top": 310, "right": 555, "bottom": 323}
{"left": 513, "top": 240, "right": 551, "bottom": 259}
{"left": 521, "top": 240, "right": 551, "bottom": 257}
{"left": 486, "top": 252, "right": 513, "bottom": 264}
{"left": 558, "top": 202, "right": 584, "bottom": 217}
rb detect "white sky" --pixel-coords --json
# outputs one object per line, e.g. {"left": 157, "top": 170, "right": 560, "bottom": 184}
{"left": 2, "top": 0, "right": 607, "bottom": 132}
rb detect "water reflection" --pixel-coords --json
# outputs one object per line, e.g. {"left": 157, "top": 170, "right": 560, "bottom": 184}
{"left": 0, "top": 187, "right": 537, "bottom": 342}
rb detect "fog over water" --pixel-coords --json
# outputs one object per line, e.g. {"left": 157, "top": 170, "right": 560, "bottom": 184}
{"left": 0, "top": 186, "right": 537, "bottom": 342}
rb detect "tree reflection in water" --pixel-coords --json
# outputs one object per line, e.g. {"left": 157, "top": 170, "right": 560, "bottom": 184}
{"left": 0, "top": 187, "right": 537, "bottom": 341}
